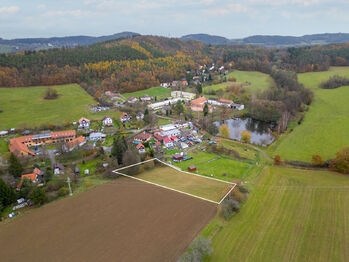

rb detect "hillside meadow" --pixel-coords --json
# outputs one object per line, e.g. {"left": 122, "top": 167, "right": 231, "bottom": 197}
{"left": 204, "top": 70, "right": 274, "bottom": 94}
{"left": 274, "top": 67, "right": 349, "bottom": 162}
{"left": 0, "top": 84, "right": 121, "bottom": 129}
{"left": 202, "top": 166, "right": 349, "bottom": 262}
{"left": 123, "top": 86, "right": 171, "bottom": 99}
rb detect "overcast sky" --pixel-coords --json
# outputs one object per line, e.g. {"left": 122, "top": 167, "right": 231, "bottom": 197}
{"left": 0, "top": 0, "right": 348, "bottom": 39}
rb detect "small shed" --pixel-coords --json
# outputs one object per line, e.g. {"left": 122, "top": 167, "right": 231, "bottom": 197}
{"left": 188, "top": 165, "right": 197, "bottom": 172}
{"left": 172, "top": 153, "right": 183, "bottom": 162}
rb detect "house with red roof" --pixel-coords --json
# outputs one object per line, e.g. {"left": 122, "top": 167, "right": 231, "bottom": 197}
{"left": 120, "top": 113, "right": 131, "bottom": 123}
{"left": 134, "top": 132, "right": 151, "bottom": 143}
{"left": 136, "top": 143, "right": 146, "bottom": 153}
{"left": 17, "top": 168, "right": 43, "bottom": 188}
{"left": 65, "top": 136, "right": 86, "bottom": 151}
{"left": 163, "top": 136, "right": 174, "bottom": 148}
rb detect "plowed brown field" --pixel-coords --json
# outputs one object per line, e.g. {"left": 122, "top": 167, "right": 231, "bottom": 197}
{"left": 0, "top": 178, "right": 217, "bottom": 262}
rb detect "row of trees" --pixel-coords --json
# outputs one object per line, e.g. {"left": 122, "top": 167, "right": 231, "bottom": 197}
{"left": 320, "top": 75, "right": 349, "bottom": 89}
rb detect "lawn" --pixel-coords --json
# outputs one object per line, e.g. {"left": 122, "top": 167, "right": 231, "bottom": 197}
{"left": 173, "top": 151, "right": 253, "bottom": 181}
{"left": 157, "top": 118, "right": 173, "bottom": 126}
{"left": 274, "top": 67, "right": 349, "bottom": 162}
{"left": 204, "top": 70, "right": 274, "bottom": 94}
{"left": 202, "top": 166, "right": 349, "bottom": 262}
{"left": 0, "top": 84, "right": 121, "bottom": 129}
{"left": 134, "top": 165, "right": 232, "bottom": 203}
{"left": 219, "top": 140, "right": 259, "bottom": 160}
{"left": 123, "top": 86, "right": 171, "bottom": 99}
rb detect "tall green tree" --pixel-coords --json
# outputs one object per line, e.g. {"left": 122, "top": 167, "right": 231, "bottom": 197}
{"left": 174, "top": 100, "right": 184, "bottom": 115}
{"left": 29, "top": 187, "right": 46, "bottom": 205}
{"left": 111, "top": 136, "right": 128, "bottom": 165}
{"left": 0, "top": 178, "right": 16, "bottom": 212}
{"left": 8, "top": 153, "right": 23, "bottom": 178}
{"left": 203, "top": 103, "right": 209, "bottom": 116}
{"left": 196, "top": 84, "right": 202, "bottom": 94}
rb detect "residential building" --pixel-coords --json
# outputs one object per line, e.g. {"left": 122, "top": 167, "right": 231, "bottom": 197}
{"left": 163, "top": 136, "right": 174, "bottom": 148}
{"left": 126, "top": 96, "right": 139, "bottom": 104}
{"left": 191, "top": 96, "right": 212, "bottom": 112}
{"left": 54, "top": 163, "right": 65, "bottom": 175}
{"left": 120, "top": 113, "right": 131, "bottom": 123}
{"left": 89, "top": 132, "right": 106, "bottom": 141}
{"left": 153, "top": 133, "right": 164, "bottom": 142}
{"left": 136, "top": 112, "right": 144, "bottom": 121}
{"left": 136, "top": 143, "right": 146, "bottom": 153}
{"left": 140, "top": 95, "right": 152, "bottom": 102}
{"left": 0, "top": 130, "right": 8, "bottom": 137}
{"left": 102, "top": 116, "right": 113, "bottom": 127}
{"left": 171, "top": 81, "right": 179, "bottom": 87}
{"left": 160, "top": 82, "right": 170, "bottom": 88}
{"left": 9, "top": 130, "right": 76, "bottom": 157}
{"left": 231, "top": 103, "right": 245, "bottom": 111}
{"left": 172, "top": 153, "right": 183, "bottom": 162}
{"left": 17, "top": 168, "right": 43, "bottom": 188}
{"left": 134, "top": 132, "right": 151, "bottom": 143}
{"left": 181, "top": 80, "right": 188, "bottom": 86}
{"left": 65, "top": 136, "right": 86, "bottom": 151}
{"left": 78, "top": 117, "right": 90, "bottom": 130}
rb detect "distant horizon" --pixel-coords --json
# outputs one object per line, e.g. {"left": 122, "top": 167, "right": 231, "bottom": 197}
{"left": 1, "top": 31, "right": 349, "bottom": 41}
{"left": 1, "top": 0, "right": 348, "bottom": 39}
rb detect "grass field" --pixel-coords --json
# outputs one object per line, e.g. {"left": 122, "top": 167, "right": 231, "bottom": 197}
{"left": 219, "top": 140, "right": 259, "bottom": 160}
{"left": 202, "top": 166, "right": 349, "bottom": 262}
{"left": 0, "top": 84, "right": 121, "bottom": 129}
{"left": 173, "top": 151, "right": 253, "bottom": 181}
{"left": 274, "top": 67, "right": 349, "bottom": 162}
{"left": 123, "top": 86, "right": 171, "bottom": 99}
{"left": 204, "top": 70, "right": 274, "bottom": 94}
{"left": 130, "top": 165, "right": 233, "bottom": 203}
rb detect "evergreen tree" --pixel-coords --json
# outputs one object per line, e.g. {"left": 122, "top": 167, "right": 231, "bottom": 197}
{"left": 0, "top": 178, "right": 16, "bottom": 211}
{"left": 196, "top": 84, "right": 202, "bottom": 94}
{"left": 203, "top": 103, "right": 209, "bottom": 116}
{"left": 8, "top": 153, "right": 23, "bottom": 178}
{"left": 29, "top": 187, "right": 46, "bottom": 205}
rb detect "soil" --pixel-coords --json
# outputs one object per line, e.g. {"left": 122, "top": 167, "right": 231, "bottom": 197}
{"left": 0, "top": 177, "right": 217, "bottom": 262}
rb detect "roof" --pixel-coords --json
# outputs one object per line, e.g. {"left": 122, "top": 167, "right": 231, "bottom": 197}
{"left": 136, "top": 143, "right": 145, "bottom": 149}
{"left": 188, "top": 165, "right": 196, "bottom": 169}
{"left": 79, "top": 117, "right": 90, "bottom": 123}
{"left": 66, "top": 136, "right": 86, "bottom": 149}
{"left": 102, "top": 116, "right": 112, "bottom": 121}
{"left": 171, "top": 136, "right": 178, "bottom": 140}
{"left": 17, "top": 173, "right": 37, "bottom": 188}
{"left": 120, "top": 112, "right": 129, "bottom": 118}
{"left": 163, "top": 136, "right": 171, "bottom": 143}
{"left": 217, "top": 98, "right": 233, "bottom": 104}
{"left": 153, "top": 133, "right": 164, "bottom": 141}
{"left": 155, "top": 141, "right": 161, "bottom": 146}
{"left": 33, "top": 168, "right": 42, "bottom": 176}
{"left": 134, "top": 132, "right": 151, "bottom": 141}
{"left": 191, "top": 97, "right": 207, "bottom": 105}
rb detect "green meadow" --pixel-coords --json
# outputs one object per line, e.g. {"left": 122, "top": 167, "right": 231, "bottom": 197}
{"left": 204, "top": 70, "right": 274, "bottom": 94}
{"left": 274, "top": 67, "right": 349, "bottom": 162}
{"left": 0, "top": 84, "right": 121, "bottom": 129}
{"left": 123, "top": 86, "right": 171, "bottom": 99}
{"left": 202, "top": 166, "right": 349, "bottom": 262}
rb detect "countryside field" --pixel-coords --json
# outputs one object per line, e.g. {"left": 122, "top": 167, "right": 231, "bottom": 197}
{"left": 202, "top": 166, "right": 349, "bottom": 262}
{"left": 0, "top": 178, "right": 217, "bottom": 262}
{"left": 0, "top": 84, "right": 121, "bottom": 129}
{"left": 274, "top": 67, "right": 349, "bottom": 162}
{"left": 173, "top": 151, "right": 254, "bottom": 181}
{"left": 130, "top": 164, "right": 233, "bottom": 203}
{"left": 204, "top": 70, "right": 274, "bottom": 94}
{"left": 123, "top": 86, "right": 171, "bottom": 99}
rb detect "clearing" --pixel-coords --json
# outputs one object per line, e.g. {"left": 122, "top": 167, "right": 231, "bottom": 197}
{"left": 202, "top": 166, "right": 349, "bottom": 262}
{"left": 0, "top": 84, "right": 121, "bottom": 129}
{"left": 115, "top": 160, "right": 234, "bottom": 203}
{"left": 204, "top": 70, "right": 274, "bottom": 94}
{"left": 123, "top": 86, "right": 171, "bottom": 99}
{"left": 274, "top": 67, "right": 349, "bottom": 162}
{"left": 0, "top": 178, "right": 217, "bottom": 262}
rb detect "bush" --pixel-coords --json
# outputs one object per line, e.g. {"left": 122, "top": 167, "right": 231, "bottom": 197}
{"left": 44, "top": 87, "right": 59, "bottom": 100}
{"left": 178, "top": 237, "right": 213, "bottom": 262}
{"left": 45, "top": 179, "right": 65, "bottom": 192}
{"left": 57, "top": 187, "right": 69, "bottom": 197}
{"left": 222, "top": 198, "right": 240, "bottom": 220}
{"left": 320, "top": 75, "right": 349, "bottom": 89}
{"left": 29, "top": 187, "right": 47, "bottom": 205}
{"left": 274, "top": 155, "right": 281, "bottom": 165}
{"left": 311, "top": 155, "right": 323, "bottom": 166}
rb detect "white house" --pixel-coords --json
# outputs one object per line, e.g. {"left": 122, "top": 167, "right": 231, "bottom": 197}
{"left": 78, "top": 117, "right": 90, "bottom": 129}
{"left": 160, "top": 83, "right": 170, "bottom": 88}
{"left": 0, "top": 130, "right": 8, "bottom": 137}
{"left": 126, "top": 96, "right": 139, "bottom": 104}
{"left": 89, "top": 132, "right": 106, "bottom": 141}
{"left": 148, "top": 98, "right": 186, "bottom": 110}
{"left": 102, "top": 116, "right": 113, "bottom": 127}
{"left": 136, "top": 112, "right": 144, "bottom": 121}
{"left": 232, "top": 103, "right": 245, "bottom": 111}
{"left": 140, "top": 95, "right": 152, "bottom": 102}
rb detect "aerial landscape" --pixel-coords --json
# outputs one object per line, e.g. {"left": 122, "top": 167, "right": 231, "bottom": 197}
{"left": 0, "top": 1, "right": 348, "bottom": 261}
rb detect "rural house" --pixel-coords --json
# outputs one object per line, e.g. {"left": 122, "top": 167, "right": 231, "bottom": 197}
{"left": 136, "top": 112, "right": 144, "bottom": 121}
{"left": 136, "top": 143, "right": 146, "bottom": 153}
{"left": 89, "top": 132, "right": 106, "bottom": 141}
{"left": 126, "top": 96, "right": 139, "bottom": 104}
{"left": 78, "top": 117, "right": 90, "bottom": 130}
{"left": 134, "top": 132, "right": 151, "bottom": 143}
{"left": 120, "top": 113, "right": 131, "bottom": 123}
{"left": 163, "top": 136, "right": 174, "bottom": 148}
{"left": 102, "top": 116, "right": 113, "bottom": 127}
{"left": 140, "top": 95, "right": 152, "bottom": 102}
{"left": 65, "top": 136, "right": 86, "bottom": 151}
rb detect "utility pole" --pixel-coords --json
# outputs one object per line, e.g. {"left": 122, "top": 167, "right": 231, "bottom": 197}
{"left": 67, "top": 177, "right": 73, "bottom": 196}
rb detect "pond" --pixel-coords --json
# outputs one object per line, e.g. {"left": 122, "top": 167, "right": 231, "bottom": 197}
{"left": 214, "top": 118, "right": 275, "bottom": 146}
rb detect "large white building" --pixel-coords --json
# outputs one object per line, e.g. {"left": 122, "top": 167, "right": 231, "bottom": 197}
{"left": 171, "top": 91, "right": 196, "bottom": 100}
{"left": 147, "top": 98, "right": 187, "bottom": 110}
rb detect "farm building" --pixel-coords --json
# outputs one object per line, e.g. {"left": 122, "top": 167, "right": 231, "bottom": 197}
{"left": 171, "top": 91, "right": 195, "bottom": 100}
